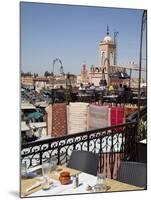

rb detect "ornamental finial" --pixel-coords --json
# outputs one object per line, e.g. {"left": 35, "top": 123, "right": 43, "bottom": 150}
{"left": 107, "top": 24, "right": 109, "bottom": 35}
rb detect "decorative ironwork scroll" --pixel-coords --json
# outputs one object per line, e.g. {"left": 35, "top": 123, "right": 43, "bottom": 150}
{"left": 21, "top": 122, "right": 137, "bottom": 179}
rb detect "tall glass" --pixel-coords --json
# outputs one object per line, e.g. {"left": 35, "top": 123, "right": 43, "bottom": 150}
{"left": 21, "top": 161, "right": 27, "bottom": 177}
{"left": 96, "top": 173, "right": 106, "bottom": 191}
{"left": 50, "top": 157, "right": 57, "bottom": 172}
{"left": 42, "top": 162, "right": 50, "bottom": 190}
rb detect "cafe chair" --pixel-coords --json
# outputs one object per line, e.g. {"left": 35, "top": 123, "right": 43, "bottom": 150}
{"left": 67, "top": 150, "right": 99, "bottom": 176}
{"left": 117, "top": 161, "right": 147, "bottom": 188}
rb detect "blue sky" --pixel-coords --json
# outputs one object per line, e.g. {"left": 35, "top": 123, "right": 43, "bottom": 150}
{"left": 20, "top": 2, "right": 146, "bottom": 78}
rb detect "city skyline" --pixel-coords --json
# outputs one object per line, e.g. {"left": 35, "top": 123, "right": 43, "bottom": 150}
{"left": 20, "top": 2, "right": 146, "bottom": 78}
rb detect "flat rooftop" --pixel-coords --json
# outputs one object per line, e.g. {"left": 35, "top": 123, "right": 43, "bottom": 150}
{"left": 21, "top": 121, "right": 47, "bottom": 131}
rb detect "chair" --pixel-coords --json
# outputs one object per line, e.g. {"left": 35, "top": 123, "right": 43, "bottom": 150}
{"left": 117, "top": 161, "right": 147, "bottom": 188}
{"left": 67, "top": 150, "right": 99, "bottom": 176}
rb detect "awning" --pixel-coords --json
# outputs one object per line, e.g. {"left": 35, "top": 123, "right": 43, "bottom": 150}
{"left": 28, "top": 111, "right": 43, "bottom": 120}
{"left": 110, "top": 72, "right": 130, "bottom": 79}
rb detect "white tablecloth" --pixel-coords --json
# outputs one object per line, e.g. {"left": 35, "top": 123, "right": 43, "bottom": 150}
{"left": 29, "top": 172, "right": 97, "bottom": 196}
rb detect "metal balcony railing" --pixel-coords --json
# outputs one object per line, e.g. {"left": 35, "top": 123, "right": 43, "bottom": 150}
{"left": 21, "top": 121, "right": 137, "bottom": 179}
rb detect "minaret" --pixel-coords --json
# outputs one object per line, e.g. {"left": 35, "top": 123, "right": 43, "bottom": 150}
{"left": 98, "top": 25, "right": 116, "bottom": 85}
{"left": 81, "top": 64, "right": 88, "bottom": 83}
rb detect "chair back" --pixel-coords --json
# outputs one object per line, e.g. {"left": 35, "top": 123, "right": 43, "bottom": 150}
{"left": 67, "top": 150, "right": 99, "bottom": 176}
{"left": 117, "top": 161, "right": 147, "bottom": 188}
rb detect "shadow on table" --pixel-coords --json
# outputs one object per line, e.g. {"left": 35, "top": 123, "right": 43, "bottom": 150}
{"left": 8, "top": 190, "right": 19, "bottom": 197}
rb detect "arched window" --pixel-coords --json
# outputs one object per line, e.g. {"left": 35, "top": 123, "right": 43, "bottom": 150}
{"left": 95, "top": 67, "right": 99, "bottom": 72}
{"left": 101, "top": 52, "right": 105, "bottom": 66}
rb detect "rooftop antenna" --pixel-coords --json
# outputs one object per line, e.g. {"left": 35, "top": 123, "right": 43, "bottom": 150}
{"left": 114, "top": 31, "right": 119, "bottom": 65}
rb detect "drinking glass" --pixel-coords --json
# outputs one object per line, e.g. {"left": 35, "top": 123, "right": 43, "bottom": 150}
{"left": 51, "top": 157, "right": 57, "bottom": 172}
{"left": 42, "top": 162, "right": 50, "bottom": 190}
{"left": 97, "top": 173, "right": 106, "bottom": 190}
{"left": 21, "top": 162, "right": 27, "bottom": 177}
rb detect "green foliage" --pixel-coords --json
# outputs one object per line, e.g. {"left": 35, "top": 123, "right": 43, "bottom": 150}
{"left": 137, "top": 115, "right": 147, "bottom": 141}
{"left": 44, "top": 71, "right": 51, "bottom": 77}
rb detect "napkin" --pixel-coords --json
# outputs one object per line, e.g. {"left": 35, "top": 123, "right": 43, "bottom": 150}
{"left": 26, "top": 181, "right": 42, "bottom": 192}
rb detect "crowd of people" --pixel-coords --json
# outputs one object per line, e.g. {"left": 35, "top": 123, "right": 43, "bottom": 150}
{"left": 79, "top": 81, "right": 130, "bottom": 93}
{"left": 78, "top": 81, "right": 133, "bottom": 104}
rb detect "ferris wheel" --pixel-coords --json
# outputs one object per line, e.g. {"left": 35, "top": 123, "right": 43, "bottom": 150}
{"left": 52, "top": 58, "right": 64, "bottom": 75}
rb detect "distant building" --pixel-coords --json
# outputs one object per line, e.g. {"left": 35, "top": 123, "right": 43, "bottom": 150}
{"left": 76, "top": 75, "right": 82, "bottom": 87}
{"left": 81, "top": 64, "right": 89, "bottom": 84}
{"left": 33, "top": 77, "right": 50, "bottom": 92}
{"left": 21, "top": 73, "right": 77, "bottom": 90}
{"left": 52, "top": 74, "right": 77, "bottom": 88}
{"left": 89, "top": 65, "right": 103, "bottom": 86}
{"left": 21, "top": 76, "right": 34, "bottom": 88}
{"left": 81, "top": 26, "right": 130, "bottom": 87}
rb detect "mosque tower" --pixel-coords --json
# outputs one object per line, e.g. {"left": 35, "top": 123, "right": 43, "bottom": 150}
{"left": 99, "top": 25, "right": 116, "bottom": 85}
{"left": 81, "top": 64, "right": 88, "bottom": 83}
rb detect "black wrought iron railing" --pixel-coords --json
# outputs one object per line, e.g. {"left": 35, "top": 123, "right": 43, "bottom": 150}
{"left": 21, "top": 121, "right": 137, "bottom": 179}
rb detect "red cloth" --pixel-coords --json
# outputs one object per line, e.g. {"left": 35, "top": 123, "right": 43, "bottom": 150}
{"left": 111, "top": 107, "right": 125, "bottom": 132}
{"left": 111, "top": 107, "right": 125, "bottom": 126}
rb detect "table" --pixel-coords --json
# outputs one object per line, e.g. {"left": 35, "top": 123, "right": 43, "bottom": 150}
{"left": 21, "top": 165, "right": 144, "bottom": 197}
{"left": 103, "top": 95, "right": 118, "bottom": 99}
{"left": 132, "top": 97, "right": 147, "bottom": 105}
{"left": 103, "top": 95, "right": 119, "bottom": 104}
{"left": 77, "top": 93, "right": 94, "bottom": 102}
{"left": 132, "top": 97, "right": 147, "bottom": 100}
